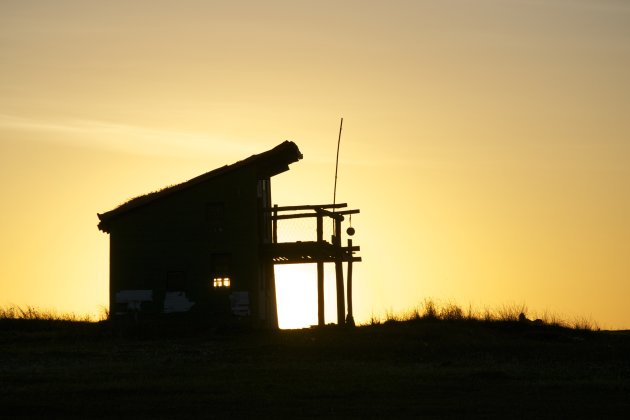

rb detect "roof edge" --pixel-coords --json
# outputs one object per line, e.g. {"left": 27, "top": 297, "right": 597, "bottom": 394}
{"left": 98, "top": 141, "right": 302, "bottom": 233}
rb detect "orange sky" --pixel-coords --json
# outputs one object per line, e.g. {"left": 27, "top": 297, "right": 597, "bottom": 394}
{"left": 1, "top": 0, "right": 629, "bottom": 328}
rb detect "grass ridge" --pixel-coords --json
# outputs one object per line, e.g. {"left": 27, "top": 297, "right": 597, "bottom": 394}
{"left": 0, "top": 300, "right": 600, "bottom": 331}
{"left": 365, "top": 299, "right": 599, "bottom": 331}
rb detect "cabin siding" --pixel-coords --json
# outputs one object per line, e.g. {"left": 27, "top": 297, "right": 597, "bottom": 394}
{"left": 99, "top": 141, "right": 304, "bottom": 327}
{"left": 107, "top": 166, "right": 265, "bottom": 321}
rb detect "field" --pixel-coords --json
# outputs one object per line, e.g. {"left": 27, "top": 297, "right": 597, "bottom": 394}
{"left": 1, "top": 314, "right": 629, "bottom": 419}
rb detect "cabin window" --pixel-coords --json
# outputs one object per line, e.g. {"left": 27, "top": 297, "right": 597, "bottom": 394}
{"left": 211, "top": 253, "right": 232, "bottom": 289}
{"left": 206, "top": 202, "right": 225, "bottom": 233}
{"left": 213, "top": 277, "right": 231, "bottom": 288}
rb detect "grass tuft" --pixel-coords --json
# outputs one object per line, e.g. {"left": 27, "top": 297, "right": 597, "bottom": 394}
{"left": 495, "top": 303, "right": 528, "bottom": 322}
{"left": 361, "top": 299, "right": 598, "bottom": 331}
{"left": 572, "top": 316, "right": 599, "bottom": 331}
{"left": 0, "top": 305, "right": 94, "bottom": 322}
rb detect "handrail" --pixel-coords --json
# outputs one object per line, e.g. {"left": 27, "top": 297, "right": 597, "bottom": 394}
{"left": 267, "top": 203, "right": 360, "bottom": 245}
{"left": 261, "top": 203, "right": 347, "bottom": 212}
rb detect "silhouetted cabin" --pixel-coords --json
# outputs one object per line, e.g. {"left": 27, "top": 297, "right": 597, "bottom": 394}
{"left": 98, "top": 141, "right": 361, "bottom": 328}
{"left": 98, "top": 141, "right": 302, "bottom": 328}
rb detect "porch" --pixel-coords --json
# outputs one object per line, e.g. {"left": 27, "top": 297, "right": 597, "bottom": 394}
{"left": 261, "top": 203, "right": 361, "bottom": 326}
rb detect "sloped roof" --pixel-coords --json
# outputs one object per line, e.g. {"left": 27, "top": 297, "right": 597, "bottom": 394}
{"left": 98, "top": 141, "right": 302, "bottom": 232}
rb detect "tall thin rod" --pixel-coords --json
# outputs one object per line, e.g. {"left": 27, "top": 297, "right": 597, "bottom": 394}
{"left": 333, "top": 117, "right": 343, "bottom": 209}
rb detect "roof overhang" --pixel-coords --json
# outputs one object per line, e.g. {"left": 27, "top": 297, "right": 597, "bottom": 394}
{"left": 98, "top": 141, "right": 302, "bottom": 233}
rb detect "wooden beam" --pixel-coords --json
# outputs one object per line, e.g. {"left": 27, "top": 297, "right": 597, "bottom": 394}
{"left": 271, "top": 256, "right": 361, "bottom": 265}
{"left": 335, "top": 209, "right": 360, "bottom": 216}
{"left": 315, "top": 208, "right": 344, "bottom": 221}
{"left": 271, "top": 211, "right": 344, "bottom": 222}
{"left": 317, "top": 262, "right": 324, "bottom": 327}
{"left": 346, "top": 239, "right": 355, "bottom": 327}
{"left": 272, "top": 204, "right": 278, "bottom": 243}
{"left": 317, "top": 214, "right": 325, "bottom": 326}
{"left": 317, "top": 214, "right": 323, "bottom": 243}
{"left": 262, "top": 203, "right": 348, "bottom": 212}
{"left": 334, "top": 220, "right": 345, "bottom": 326}
{"left": 263, "top": 242, "right": 360, "bottom": 260}
{"left": 265, "top": 261, "right": 278, "bottom": 329}
{"left": 272, "top": 212, "right": 328, "bottom": 221}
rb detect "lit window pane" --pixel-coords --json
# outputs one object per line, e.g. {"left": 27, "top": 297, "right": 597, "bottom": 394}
{"left": 213, "top": 277, "right": 231, "bottom": 288}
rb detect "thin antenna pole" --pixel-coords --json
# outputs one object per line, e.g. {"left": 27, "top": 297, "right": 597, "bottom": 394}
{"left": 333, "top": 117, "right": 343, "bottom": 209}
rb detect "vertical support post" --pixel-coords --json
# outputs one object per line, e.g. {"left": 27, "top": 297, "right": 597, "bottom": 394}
{"left": 272, "top": 204, "right": 278, "bottom": 244}
{"left": 266, "top": 262, "right": 278, "bottom": 329}
{"left": 334, "top": 218, "right": 345, "bottom": 326}
{"left": 317, "top": 262, "right": 325, "bottom": 326}
{"left": 268, "top": 204, "right": 279, "bottom": 328}
{"left": 316, "top": 212, "right": 325, "bottom": 326}
{"left": 316, "top": 213, "right": 323, "bottom": 244}
{"left": 346, "top": 239, "right": 355, "bottom": 327}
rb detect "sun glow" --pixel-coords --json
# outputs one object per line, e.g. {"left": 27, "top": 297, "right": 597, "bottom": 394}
{"left": 275, "top": 264, "right": 348, "bottom": 329}
{"left": 1, "top": 0, "right": 630, "bottom": 329}
{"left": 275, "top": 263, "right": 344, "bottom": 329}
{"left": 274, "top": 265, "right": 318, "bottom": 329}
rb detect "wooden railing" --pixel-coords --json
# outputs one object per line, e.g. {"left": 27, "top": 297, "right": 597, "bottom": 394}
{"left": 261, "top": 203, "right": 361, "bottom": 326}
{"left": 263, "top": 203, "right": 360, "bottom": 244}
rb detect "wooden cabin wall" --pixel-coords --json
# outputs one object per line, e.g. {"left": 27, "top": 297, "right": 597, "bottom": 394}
{"left": 107, "top": 167, "right": 265, "bottom": 323}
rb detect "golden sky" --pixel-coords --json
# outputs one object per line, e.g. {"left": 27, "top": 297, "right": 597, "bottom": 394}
{"left": 1, "top": 0, "right": 629, "bottom": 328}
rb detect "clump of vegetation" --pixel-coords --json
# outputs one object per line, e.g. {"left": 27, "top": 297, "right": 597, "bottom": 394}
{"left": 0, "top": 301, "right": 600, "bottom": 332}
{"left": 0, "top": 305, "right": 95, "bottom": 322}
{"left": 368, "top": 299, "right": 599, "bottom": 331}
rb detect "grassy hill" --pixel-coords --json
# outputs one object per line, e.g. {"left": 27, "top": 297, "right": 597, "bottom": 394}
{"left": 1, "top": 316, "right": 629, "bottom": 419}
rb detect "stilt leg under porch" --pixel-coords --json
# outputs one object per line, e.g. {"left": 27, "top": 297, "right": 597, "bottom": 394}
{"left": 266, "top": 262, "right": 278, "bottom": 329}
{"left": 345, "top": 239, "right": 355, "bottom": 327}
{"left": 317, "top": 261, "right": 325, "bottom": 326}
{"left": 334, "top": 220, "right": 345, "bottom": 326}
{"left": 335, "top": 260, "right": 345, "bottom": 326}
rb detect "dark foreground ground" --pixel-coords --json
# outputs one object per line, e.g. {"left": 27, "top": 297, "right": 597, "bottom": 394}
{"left": 1, "top": 318, "right": 629, "bottom": 419}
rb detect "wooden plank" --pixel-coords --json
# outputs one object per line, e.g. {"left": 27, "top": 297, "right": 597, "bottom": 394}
{"left": 335, "top": 262, "right": 345, "bottom": 325}
{"left": 335, "top": 209, "right": 360, "bottom": 216}
{"left": 334, "top": 220, "right": 345, "bottom": 326}
{"left": 315, "top": 208, "right": 344, "bottom": 221}
{"left": 272, "top": 212, "right": 322, "bottom": 221}
{"left": 346, "top": 239, "right": 355, "bottom": 327}
{"left": 262, "top": 240, "right": 359, "bottom": 262}
{"left": 317, "top": 261, "right": 324, "bottom": 327}
{"left": 317, "top": 215, "right": 323, "bottom": 243}
{"left": 271, "top": 211, "right": 344, "bottom": 221}
{"left": 262, "top": 203, "right": 347, "bottom": 212}
{"left": 272, "top": 204, "right": 278, "bottom": 243}
{"left": 270, "top": 256, "right": 361, "bottom": 264}
{"left": 265, "top": 262, "right": 278, "bottom": 329}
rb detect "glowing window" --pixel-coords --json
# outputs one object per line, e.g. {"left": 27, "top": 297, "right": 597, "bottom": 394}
{"left": 213, "top": 277, "right": 231, "bottom": 288}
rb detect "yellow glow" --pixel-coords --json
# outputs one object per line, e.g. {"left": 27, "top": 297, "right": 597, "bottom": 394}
{"left": 275, "top": 263, "right": 354, "bottom": 329}
{"left": 213, "top": 278, "right": 231, "bottom": 288}
{"left": 1, "top": 1, "right": 630, "bottom": 329}
{"left": 275, "top": 266, "right": 318, "bottom": 329}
